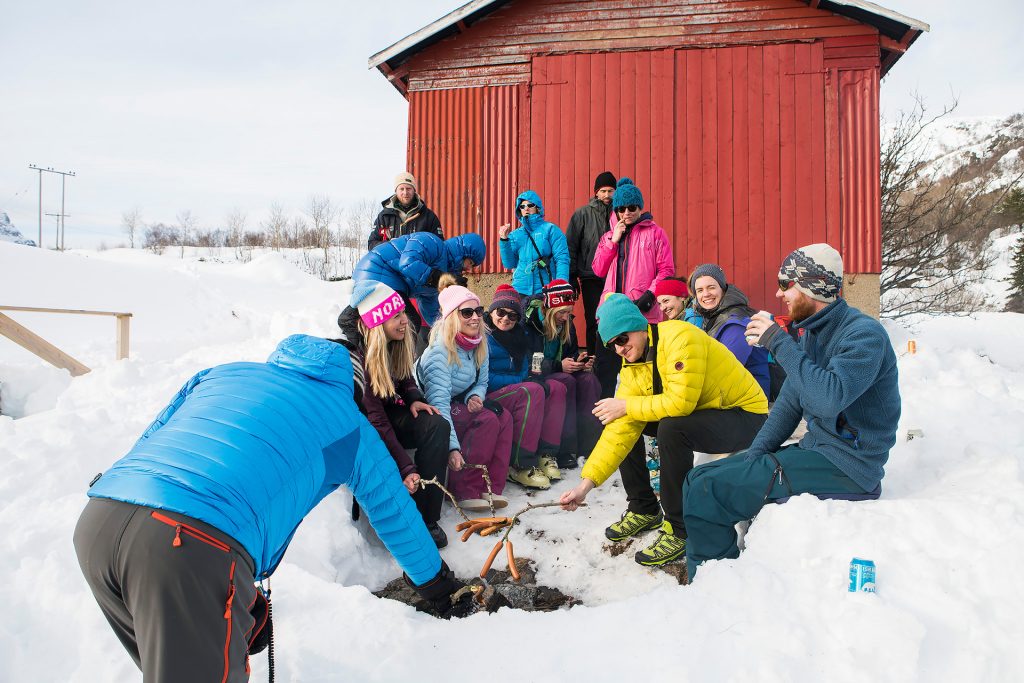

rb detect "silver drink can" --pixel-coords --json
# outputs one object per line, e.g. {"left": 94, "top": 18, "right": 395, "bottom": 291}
{"left": 531, "top": 352, "right": 544, "bottom": 374}
{"left": 746, "top": 310, "right": 773, "bottom": 346}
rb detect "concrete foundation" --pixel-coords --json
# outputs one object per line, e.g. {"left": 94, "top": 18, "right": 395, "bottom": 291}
{"left": 843, "top": 273, "right": 880, "bottom": 319}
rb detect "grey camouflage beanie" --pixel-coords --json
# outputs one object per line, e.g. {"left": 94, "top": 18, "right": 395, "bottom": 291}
{"left": 778, "top": 243, "right": 843, "bottom": 303}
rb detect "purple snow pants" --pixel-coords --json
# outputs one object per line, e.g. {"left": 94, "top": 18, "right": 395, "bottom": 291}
{"left": 487, "top": 380, "right": 567, "bottom": 469}
{"left": 448, "top": 401, "right": 513, "bottom": 500}
{"left": 545, "top": 371, "right": 603, "bottom": 458}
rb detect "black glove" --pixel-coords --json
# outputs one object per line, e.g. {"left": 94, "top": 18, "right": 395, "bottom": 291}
{"left": 247, "top": 590, "right": 273, "bottom": 655}
{"left": 482, "top": 398, "right": 504, "bottom": 416}
{"left": 426, "top": 269, "right": 444, "bottom": 288}
{"left": 406, "top": 561, "right": 476, "bottom": 619}
{"left": 454, "top": 273, "right": 469, "bottom": 287}
{"left": 635, "top": 290, "right": 655, "bottom": 313}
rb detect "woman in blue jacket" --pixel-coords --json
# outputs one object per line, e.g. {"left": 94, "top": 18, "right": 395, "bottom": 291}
{"left": 498, "top": 190, "right": 569, "bottom": 296}
{"left": 74, "top": 335, "right": 473, "bottom": 682}
{"left": 484, "top": 283, "right": 567, "bottom": 490}
{"left": 353, "top": 231, "right": 486, "bottom": 331}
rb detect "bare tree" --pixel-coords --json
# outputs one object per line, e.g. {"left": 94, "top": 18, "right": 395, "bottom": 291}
{"left": 262, "top": 204, "right": 289, "bottom": 251}
{"left": 176, "top": 210, "right": 199, "bottom": 258}
{"left": 121, "top": 208, "right": 142, "bottom": 248}
{"left": 339, "top": 197, "right": 376, "bottom": 276}
{"left": 881, "top": 97, "right": 1023, "bottom": 318}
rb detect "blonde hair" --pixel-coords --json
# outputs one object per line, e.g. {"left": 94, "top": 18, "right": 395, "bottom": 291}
{"left": 543, "top": 306, "right": 571, "bottom": 346}
{"left": 358, "top": 317, "right": 415, "bottom": 400}
{"left": 429, "top": 280, "right": 488, "bottom": 368}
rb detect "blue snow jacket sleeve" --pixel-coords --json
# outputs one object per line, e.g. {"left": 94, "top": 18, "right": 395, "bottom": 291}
{"left": 486, "top": 336, "right": 528, "bottom": 392}
{"left": 88, "top": 335, "right": 441, "bottom": 583}
{"left": 133, "top": 369, "right": 211, "bottom": 445}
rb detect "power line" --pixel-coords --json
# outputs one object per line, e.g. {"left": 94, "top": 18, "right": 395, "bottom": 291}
{"left": 28, "top": 165, "right": 76, "bottom": 249}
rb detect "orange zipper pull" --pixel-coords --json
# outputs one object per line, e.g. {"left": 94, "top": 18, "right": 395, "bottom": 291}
{"left": 224, "top": 583, "right": 235, "bottom": 619}
{"left": 172, "top": 525, "right": 182, "bottom": 547}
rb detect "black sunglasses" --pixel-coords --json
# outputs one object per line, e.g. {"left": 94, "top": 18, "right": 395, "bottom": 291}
{"left": 494, "top": 308, "right": 521, "bottom": 322}
{"left": 604, "top": 332, "right": 630, "bottom": 350}
{"left": 614, "top": 205, "right": 640, "bottom": 214}
{"left": 779, "top": 276, "right": 826, "bottom": 292}
{"left": 519, "top": 202, "right": 536, "bottom": 210}
{"left": 458, "top": 306, "right": 485, "bottom": 320}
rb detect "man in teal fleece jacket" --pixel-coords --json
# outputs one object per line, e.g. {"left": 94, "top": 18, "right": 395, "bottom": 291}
{"left": 682, "top": 244, "right": 901, "bottom": 580}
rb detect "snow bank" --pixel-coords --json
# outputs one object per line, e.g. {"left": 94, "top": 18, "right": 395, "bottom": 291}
{"left": 1, "top": 241, "right": 1023, "bottom": 682}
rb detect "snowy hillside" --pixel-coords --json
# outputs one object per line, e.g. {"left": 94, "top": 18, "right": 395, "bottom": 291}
{"left": 2, "top": 241, "right": 1023, "bottom": 682}
{"left": 0, "top": 211, "right": 36, "bottom": 246}
{"left": 907, "top": 112, "right": 1024, "bottom": 185}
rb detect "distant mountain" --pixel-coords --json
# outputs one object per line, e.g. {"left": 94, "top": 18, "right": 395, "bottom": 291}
{"left": 0, "top": 212, "right": 37, "bottom": 247}
{"left": 914, "top": 113, "right": 1024, "bottom": 186}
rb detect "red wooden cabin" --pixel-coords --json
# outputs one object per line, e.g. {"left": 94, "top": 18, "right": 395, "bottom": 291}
{"left": 370, "top": 0, "right": 928, "bottom": 315}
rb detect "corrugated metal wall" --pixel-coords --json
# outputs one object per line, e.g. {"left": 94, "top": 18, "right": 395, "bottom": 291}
{"left": 837, "top": 67, "right": 881, "bottom": 274}
{"left": 407, "top": 86, "right": 522, "bottom": 272}
{"left": 527, "top": 44, "right": 838, "bottom": 309}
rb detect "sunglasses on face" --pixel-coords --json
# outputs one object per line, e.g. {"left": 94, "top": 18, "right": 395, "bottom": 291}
{"left": 519, "top": 202, "right": 537, "bottom": 211}
{"left": 458, "top": 306, "right": 485, "bottom": 320}
{"left": 494, "top": 308, "right": 521, "bottom": 322}
{"left": 614, "top": 205, "right": 640, "bottom": 215}
{"left": 779, "top": 275, "right": 826, "bottom": 292}
{"left": 604, "top": 333, "right": 630, "bottom": 350}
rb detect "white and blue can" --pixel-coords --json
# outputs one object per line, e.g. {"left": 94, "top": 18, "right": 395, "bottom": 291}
{"left": 848, "top": 557, "right": 876, "bottom": 593}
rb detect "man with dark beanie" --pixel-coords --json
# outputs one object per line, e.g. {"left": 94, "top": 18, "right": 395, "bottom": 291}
{"left": 566, "top": 171, "right": 617, "bottom": 355}
{"left": 681, "top": 243, "right": 901, "bottom": 580}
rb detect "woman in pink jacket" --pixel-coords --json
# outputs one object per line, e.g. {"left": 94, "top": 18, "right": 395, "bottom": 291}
{"left": 590, "top": 177, "right": 675, "bottom": 396}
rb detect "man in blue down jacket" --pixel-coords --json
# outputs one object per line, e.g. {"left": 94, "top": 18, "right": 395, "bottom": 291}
{"left": 353, "top": 231, "right": 486, "bottom": 331}
{"left": 682, "top": 244, "right": 901, "bottom": 580}
{"left": 74, "top": 335, "right": 473, "bottom": 683}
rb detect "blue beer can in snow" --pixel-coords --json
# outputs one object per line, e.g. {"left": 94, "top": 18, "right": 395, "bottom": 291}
{"left": 848, "top": 558, "right": 876, "bottom": 593}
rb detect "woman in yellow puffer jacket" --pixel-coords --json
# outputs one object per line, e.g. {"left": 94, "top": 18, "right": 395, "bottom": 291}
{"left": 560, "top": 293, "right": 767, "bottom": 567}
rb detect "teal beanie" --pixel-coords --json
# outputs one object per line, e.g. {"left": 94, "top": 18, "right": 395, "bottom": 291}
{"left": 612, "top": 177, "right": 644, "bottom": 209}
{"left": 597, "top": 293, "right": 649, "bottom": 343}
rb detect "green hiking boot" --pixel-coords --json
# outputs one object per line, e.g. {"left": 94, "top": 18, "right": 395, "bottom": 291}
{"left": 604, "top": 510, "right": 664, "bottom": 542}
{"left": 634, "top": 521, "right": 687, "bottom": 566}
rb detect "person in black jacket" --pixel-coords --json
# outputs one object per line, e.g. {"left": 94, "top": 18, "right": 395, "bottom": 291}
{"left": 565, "top": 171, "right": 616, "bottom": 354}
{"left": 367, "top": 171, "right": 444, "bottom": 251}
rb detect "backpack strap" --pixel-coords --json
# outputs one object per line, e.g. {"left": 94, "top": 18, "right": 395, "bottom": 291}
{"left": 649, "top": 323, "right": 663, "bottom": 395}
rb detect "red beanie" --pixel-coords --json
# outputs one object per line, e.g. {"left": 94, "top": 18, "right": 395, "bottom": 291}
{"left": 654, "top": 277, "right": 689, "bottom": 299}
{"left": 543, "top": 279, "right": 576, "bottom": 310}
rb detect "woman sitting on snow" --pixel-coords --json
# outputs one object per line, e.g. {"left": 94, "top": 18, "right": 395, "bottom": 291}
{"left": 415, "top": 280, "right": 513, "bottom": 512}
{"left": 526, "top": 279, "right": 603, "bottom": 467}
{"left": 483, "top": 283, "right": 568, "bottom": 490}
{"left": 336, "top": 280, "right": 451, "bottom": 548}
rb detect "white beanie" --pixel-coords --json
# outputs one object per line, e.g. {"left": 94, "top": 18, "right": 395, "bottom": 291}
{"left": 778, "top": 243, "right": 844, "bottom": 303}
{"left": 394, "top": 171, "right": 417, "bottom": 192}
{"left": 351, "top": 280, "right": 406, "bottom": 328}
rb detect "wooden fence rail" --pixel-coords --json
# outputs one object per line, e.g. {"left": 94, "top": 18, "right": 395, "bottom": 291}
{"left": 0, "top": 306, "right": 132, "bottom": 377}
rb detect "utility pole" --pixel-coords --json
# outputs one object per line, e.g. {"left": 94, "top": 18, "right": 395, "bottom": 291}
{"left": 28, "top": 165, "right": 75, "bottom": 248}
{"left": 45, "top": 212, "right": 70, "bottom": 249}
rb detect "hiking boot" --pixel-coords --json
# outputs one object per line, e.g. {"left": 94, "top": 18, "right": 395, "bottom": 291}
{"left": 486, "top": 493, "right": 509, "bottom": 509}
{"left": 634, "top": 522, "right": 687, "bottom": 566}
{"left": 556, "top": 452, "right": 578, "bottom": 469}
{"left": 426, "top": 522, "right": 448, "bottom": 549}
{"left": 507, "top": 466, "right": 551, "bottom": 489}
{"left": 604, "top": 510, "right": 664, "bottom": 542}
{"left": 539, "top": 456, "right": 561, "bottom": 481}
{"left": 457, "top": 498, "right": 492, "bottom": 512}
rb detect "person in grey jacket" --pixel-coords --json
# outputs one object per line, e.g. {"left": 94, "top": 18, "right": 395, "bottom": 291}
{"left": 566, "top": 171, "right": 616, "bottom": 354}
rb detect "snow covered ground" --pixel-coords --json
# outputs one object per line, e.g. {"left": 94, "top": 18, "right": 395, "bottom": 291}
{"left": 2, "top": 241, "right": 1023, "bottom": 682}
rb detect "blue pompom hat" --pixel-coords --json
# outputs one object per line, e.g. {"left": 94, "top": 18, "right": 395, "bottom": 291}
{"left": 612, "top": 177, "right": 644, "bottom": 210}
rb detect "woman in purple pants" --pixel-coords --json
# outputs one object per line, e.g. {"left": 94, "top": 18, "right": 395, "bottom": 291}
{"left": 416, "top": 280, "right": 513, "bottom": 511}
{"left": 528, "top": 279, "right": 603, "bottom": 466}
{"left": 484, "top": 283, "right": 568, "bottom": 490}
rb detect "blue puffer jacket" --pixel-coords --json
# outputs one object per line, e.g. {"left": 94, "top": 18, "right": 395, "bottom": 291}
{"left": 499, "top": 190, "right": 569, "bottom": 296}
{"left": 416, "top": 340, "right": 488, "bottom": 452}
{"left": 88, "top": 335, "right": 441, "bottom": 584}
{"left": 352, "top": 232, "right": 486, "bottom": 326}
{"left": 485, "top": 329, "right": 530, "bottom": 392}
{"left": 745, "top": 299, "right": 901, "bottom": 492}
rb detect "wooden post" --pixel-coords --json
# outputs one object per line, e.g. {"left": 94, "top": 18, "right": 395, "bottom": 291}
{"left": 116, "top": 314, "right": 132, "bottom": 360}
{"left": 0, "top": 312, "right": 92, "bottom": 376}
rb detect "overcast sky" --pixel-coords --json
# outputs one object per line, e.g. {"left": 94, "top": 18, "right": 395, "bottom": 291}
{"left": 2, "top": 1, "right": 1021, "bottom": 248}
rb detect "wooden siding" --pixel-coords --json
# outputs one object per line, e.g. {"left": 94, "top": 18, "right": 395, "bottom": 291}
{"left": 525, "top": 43, "right": 844, "bottom": 309}
{"left": 404, "top": 0, "right": 878, "bottom": 93}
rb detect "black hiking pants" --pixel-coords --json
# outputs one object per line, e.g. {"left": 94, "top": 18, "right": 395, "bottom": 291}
{"left": 617, "top": 408, "right": 767, "bottom": 537}
{"left": 579, "top": 277, "right": 605, "bottom": 355}
{"left": 74, "top": 498, "right": 257, "bottom": 682}
{"left": 385, "top": 404, "right": 450, "bottom": 524}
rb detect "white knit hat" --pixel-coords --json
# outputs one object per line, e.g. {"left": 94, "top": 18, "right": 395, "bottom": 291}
{"left": 778, "top": 243, "right": 844, "bottom": 303}
{"left": 394, "top": 171, "right": 417, "bottom": 192}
